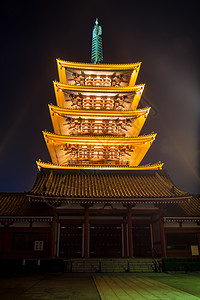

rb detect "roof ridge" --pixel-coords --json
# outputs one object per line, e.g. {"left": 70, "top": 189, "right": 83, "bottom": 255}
{"left": 155, "top": 172, "right": 173, "bottom": 189}
{"left": 43, "top": 130, "right": 156, "bottom": 139}
{"left": 48, "top": 103, "right": 151, "bottom": 114}
{"left": 57, "top": 59, "right": 142, "bottom": 67}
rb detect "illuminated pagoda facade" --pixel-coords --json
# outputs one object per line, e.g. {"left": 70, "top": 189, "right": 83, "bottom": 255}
{"left": 0, "top": 20, "right": 199, "bottom": 267}
{"left": 37, "top": 19, "right": 161, "bottom": 171}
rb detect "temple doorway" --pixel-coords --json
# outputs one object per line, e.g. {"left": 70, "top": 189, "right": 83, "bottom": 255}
{"left": 132, "top": 224, "right": 152, "bottom": 257}
{"left": 59, "top": 224, "right": 82, "bottom": 258}
{"left": 90, "top": 224, "right": 122, "bottom": 257}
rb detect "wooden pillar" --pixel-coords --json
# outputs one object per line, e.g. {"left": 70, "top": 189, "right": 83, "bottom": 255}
{"left": 1, "top": 221, "right": 13, "bottom": 259}
{"left": 197, "top": 232, "right": 200, "bottom": 257}
{"left": 150, "top": 223, "right": 154, "bottom": 258}
{"left": 50, "top": 211, "right": 57, "bottom": 257}
{"left": 84, "top": 205, "right": 89, "bottom": 258}
{"left": 2, "top": 225, "right": 8, "bottom": 259}
{"left": 127, "top": 206, "right": 133, "bottom": 257}
{"left": 123, "top": 218, "right": 128, "bottom": 257}
{"left": 159, "top": 211, "right": 166, "bottom": 257}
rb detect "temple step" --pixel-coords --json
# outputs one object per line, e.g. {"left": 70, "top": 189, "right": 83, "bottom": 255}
{"left": 64, "top": 259, "right": 161, "bottom": 273}
{"left": 71, "top": 260, "right": 100, "bottom": 273}
{"left": 100, "top": 259, "right": 129, "bottom": 273}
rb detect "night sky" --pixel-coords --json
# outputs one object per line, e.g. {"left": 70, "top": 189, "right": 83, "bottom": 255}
{"left": 0, "top": 1, "right": 199, "bottom": 194}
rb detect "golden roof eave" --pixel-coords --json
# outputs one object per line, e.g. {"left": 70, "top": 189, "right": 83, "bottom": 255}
{"left": 54, "top": 81, "right": 145, "bottom": 94}
{"left": 36, "top": 160, "right": 164, "bottom": 171}
{"left": 43, "top": 131, "right": 157, "bottom": 145}
{"left": 48, "top": 104, "right": 150, "bottom": 118}
{"left": 57, "top": 59, "right": 141, "bottom": 71}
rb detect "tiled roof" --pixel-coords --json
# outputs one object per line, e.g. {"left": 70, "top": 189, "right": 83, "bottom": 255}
{"left": 0, "top": 193, "right": 28, "bottom": 216}
{"left": 0, "top": 192, "right": 49, "bottom": 216}
{"left": 178, "top": 195, "right": 200, "bottom": 217}
{"left": 29, "top": 169, "right": 189, "bottom": 201}
{"left": 162, "top": 196, "right": 200, "bottom": 218}
{"left": 0, "top": 177, "right": 198, "bottom": 217}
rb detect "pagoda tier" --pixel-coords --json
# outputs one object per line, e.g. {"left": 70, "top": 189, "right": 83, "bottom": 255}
{"left": 57, "top": 60, "right": 141, "bottom": 86}
{"left": 43, "top": 131, "right": 156, "bottom": 167}
{"left": 49, "top": 104, "right": 150, "bottom": 137}
{"left": 54, "top": 82, "right": 145, "bottom": 110}
{"left": 38, "top": 53, "right": 163, "bottom": 171}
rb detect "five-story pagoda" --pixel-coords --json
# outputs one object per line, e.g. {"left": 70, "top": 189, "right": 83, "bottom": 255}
{"left": 30, "top": 19, "right": 190, "bottom": 260}
{"left": 37, "top": 19, "right": 163, "bottom": 171}
{"left": 0, "top": 19, "right": 192, "bottom": 262}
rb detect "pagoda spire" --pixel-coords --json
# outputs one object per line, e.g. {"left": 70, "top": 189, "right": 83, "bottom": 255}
{"left": 91, "top": 18, "right": 103, "bottom": 64}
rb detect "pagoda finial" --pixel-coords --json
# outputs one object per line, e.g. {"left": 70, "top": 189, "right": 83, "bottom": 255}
{"left": 91, "top": 18, "right": 103, "bottom": 64}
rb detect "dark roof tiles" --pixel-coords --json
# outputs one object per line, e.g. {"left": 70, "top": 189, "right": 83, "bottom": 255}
{"left": 178, "top": 195, "right": 200, "bottom": 217}
{"left": 30, "top": 170, "right": 188, "bottom": 199}
{"left": 0, "top": 193, "right": 49, "bottom": 216}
